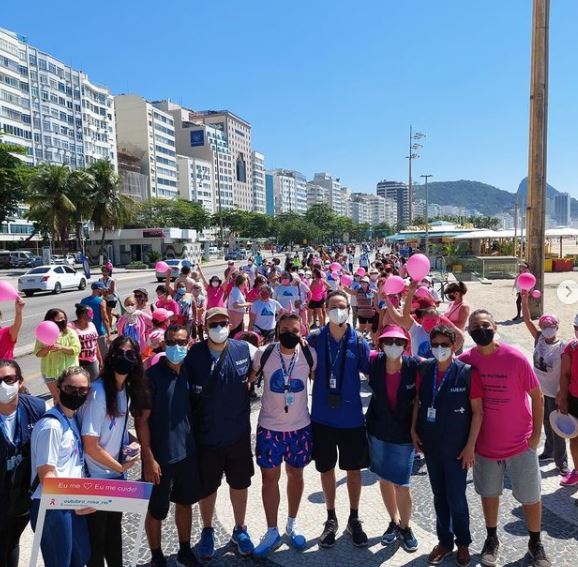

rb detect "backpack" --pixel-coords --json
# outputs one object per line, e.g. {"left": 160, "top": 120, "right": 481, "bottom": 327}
{"left": 256, "top": 343, "right": 315, "bottom": 387}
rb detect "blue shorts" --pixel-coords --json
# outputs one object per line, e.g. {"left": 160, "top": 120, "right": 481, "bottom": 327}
{"left": 368, "top": 435, "right": 415, "bottom": 487}
{"left": 256, "top": 425, "right": 312, "bottom": 469}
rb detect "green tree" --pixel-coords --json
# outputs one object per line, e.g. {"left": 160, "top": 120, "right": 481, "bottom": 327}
{"left": 0, "top": 137, "right": 28, "bottom": 226}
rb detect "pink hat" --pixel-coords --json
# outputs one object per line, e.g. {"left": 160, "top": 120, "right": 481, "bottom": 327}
{"left": 538, "top": 314, "right": 558, "bottom": 328}
{"left": 378, "top": 325, "right": 408, "bottom": 342}
{"left": 152, "top": 308, "right": 174, "bottom": 322}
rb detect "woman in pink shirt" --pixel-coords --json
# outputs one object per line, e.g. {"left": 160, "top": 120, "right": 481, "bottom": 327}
{"left": 154, "top": 285, "right": 180, "bottom": 319}
{"left": 443, "top": 282, "right": 470, "bottom": 332}
{"left": 307, "top": 269, "right": 329, "bottom": 328}
{"left": 0, "top": 297, "right": 24, "bottom": 360}
{"left": 198, "top": 265, "right": 226, "bottom": 309}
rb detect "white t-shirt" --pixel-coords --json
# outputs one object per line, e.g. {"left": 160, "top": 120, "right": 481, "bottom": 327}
{"left": 253, "top": 344, "right": 316, "bottom": 432}
{"left": 533, "top": 334, "right": 565, "bottom": 398}
{"left": 78, "top": 379, "right": 129, "bottom": 479}
{"left": 409, "top": 320, "right": 430, "bottom": 357}
{"left": 274, "top": 285, "right": 300, "bottom": 311}
{"left": 31, "top": 409, "right": 84, "bottom": 499}
{"left": 0, "top": 410, "right": 17, "bottom": 443}
{"left": 251, "top": 299, "right": 283, "bottom": 331}
{"left": 227, "top": 286, "right": 246, "bottom": 313}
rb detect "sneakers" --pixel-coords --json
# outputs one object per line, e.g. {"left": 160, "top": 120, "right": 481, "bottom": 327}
{"left": 528, "top": 540, "right": 551, "bottom": 567}
{"left": 176, "top": 548, "right": 200, "bottom": 567}
{"left": 286, "top": 527, "right": 307, "bottom": 551}
{"left": 381, "top": 521, "right": 400, "bottom": 545}
{"left": 399, "top": 526, "right": 418, "bottom": 552}
{"left": 150, "top": 553, "right": 167, "bottom": 567}
{"left": 480, "top": 535, "right": 500, "bottom": 567}
{"left": 230, "top": 525, "right": 255, "bottom": 556}
{"left": 559, "top": 464, "right": 570, "bottom": 475}
{"left": 196, "top": 527, "right": 215, "bottom": 561}
{"left": 346, "top": 518, "right": 368, "bottom": 547}
{"left": 253, "top": 529, "right": 282, "bottom": 558}
{"left": 427, "top": 544, "right": 452, "bottom": 564}
{"left": 560, "top": 469, "right": 578, "bottom": 487}
{"left": 456, "top": 546, "right": 471, "bottom": 567}
{"left": 319, "top": 518, "right": 338, "bottom": 548}
{"left": 538, "top": 452, "right": 553, "bottom": 462}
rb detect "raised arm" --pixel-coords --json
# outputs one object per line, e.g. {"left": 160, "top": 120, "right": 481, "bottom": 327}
{"left": 521, "top": 290, "right": 539, "bottom": 340}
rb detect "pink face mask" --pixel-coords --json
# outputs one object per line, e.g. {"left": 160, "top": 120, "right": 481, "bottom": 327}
{"left": 422, "top": 318, "right": 439, "bottom": 333}
{"left": 281, "top": 279, "right": 290, "bottom": 285}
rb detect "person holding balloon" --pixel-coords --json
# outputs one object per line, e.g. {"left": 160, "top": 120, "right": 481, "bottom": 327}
{"left": 34, "top": 309, "right": 81, "bottom": 399}
{"left": 0, "top": 289, "right": 25, "bottom": 360}
{"left": 512, "top": 262, "right": 530, "bottom": 321}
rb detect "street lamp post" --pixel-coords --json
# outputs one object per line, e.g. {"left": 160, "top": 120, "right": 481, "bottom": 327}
{"left": 406, "top": 126, "right": 425, "bottom": 222}
{"left": 421, "top": 174, "right": 433, "bottom": 257}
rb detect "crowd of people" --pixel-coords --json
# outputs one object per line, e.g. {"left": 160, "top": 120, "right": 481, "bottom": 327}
{"left": 0, "top": 243, "right": 577, "bottom": 567}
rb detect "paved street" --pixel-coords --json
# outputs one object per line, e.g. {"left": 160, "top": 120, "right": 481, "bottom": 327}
{"left": 13, "top": 271, "right": 578, "bottom": 566}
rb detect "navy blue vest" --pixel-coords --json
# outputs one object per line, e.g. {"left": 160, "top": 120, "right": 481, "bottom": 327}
{"left": 416, "top": 359, "right": 472, "bottom": 460}
{"left": 184, "top": 339, "right": 252, "bottom": 448}
{"left": 366, "top": 354, "right": 419, "bottom": 444}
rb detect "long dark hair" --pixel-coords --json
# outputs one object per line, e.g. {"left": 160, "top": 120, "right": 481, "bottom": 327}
{"left": 44, "top": 308, "right": 67, "bottom": 324}
{"left": 100, "top": 336, "right": 149, "bottom": 417}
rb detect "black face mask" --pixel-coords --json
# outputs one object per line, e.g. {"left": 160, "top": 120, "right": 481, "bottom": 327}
{"left": 279, "top": 332, "right": 300, "bottom": 350}
{"left": 59, "top": 390, "right": 88, "bottom": 411}
{"left": 470, "top": 327, "right": 495, "bottom": 346}
{"left": 111, "top": 354, "right": 137, "bottom": 375}
{"left": 56, "top": 320, "right": 68, "bottom": 330}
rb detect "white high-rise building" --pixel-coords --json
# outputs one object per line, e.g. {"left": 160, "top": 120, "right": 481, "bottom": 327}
{"left": 306, "top": 183, "right": 329, "bottom": 209}
{"left": 350, "top": 193, "right": 391, "bottom": 226}
{"left": 311, "top": 172, "right": 351, "bottom": 216}
{"left": 267, "top": 169, "right": 307, "bottom": 215}
{"left": 384, "top": 199, "right": 398, "bottom": 226}
{"left": 177, "top": 156, "right": 215, "bottom": 213}
{"left": 350, "top": 199, "right": 370, "bottom": 225}
{"left": 252, "top": 151, "right": 266, "bottom": 213}
{"left": 0, "top": 27, "right": 116, "bottom": 169}
{"left": 377, "top": 180, "right": 409, "bottom": 226}
{"left": 115, "top": 94, "right": 178, "bottom": 199}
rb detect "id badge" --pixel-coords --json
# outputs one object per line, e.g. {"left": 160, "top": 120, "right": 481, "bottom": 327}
{"left": 427, "top": 407, "right": 437, "bottom": 423}
{"left": 327, "top": 393, "right": 341, "bottom": 409}
{"left": 286, "top": 393, "right": 295, "bottom": 407}
{"left": 6, "top": 456, "right": 16, "bottom": 472}
{"left": 329, "top": 376, "right": 337, "bottom": 389}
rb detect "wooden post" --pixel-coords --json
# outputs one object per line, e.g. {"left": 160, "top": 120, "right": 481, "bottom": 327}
{"left": 526, "top": 0, "right": 550, "bottom": 318}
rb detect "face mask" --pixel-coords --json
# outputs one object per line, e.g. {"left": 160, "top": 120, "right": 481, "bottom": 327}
{"left": 541, "top": 327, "right": 557, "bottom": 339}
{"left": 208, "top": 325, "right": 229, "bottom": 344}
{"left": 470, "top": 327, "right": 495, "bottom": 346}
{"left": 59, "top": 390, "right": 88, "bottom": 412}
{"left": 328, "top": 308, "right": 349, "bottom": 326}
{"left": 55, "top": 320, "right": 67, "bottom": 331}
{"left": 432, "top": 346, "right": 452, "bottom": 362}
{"left": 279, "top": 332, "right": 300, "bottom": 350}
{"left": 281, "top": 279, "right": 290, "bottom": 285}
{"left": 370, "top": 275, "right": 378, "bottom": 281}
{"left": 211, "top": 281, "right": 220, "bottom": 288}
{"left": 165, "top": 344, "right": 188, "bottom": 364}
{"left": 0, "top": 381, "right": 19, "bottom": 404}
{"left": 175, "top": 288, "right": 185, "bottom": 297}
{"left": 111, "top": 353, "right": 137, "bottom": 375}
{"left": 383, "top": 344, "right": 404, "bottom": 359}
{"left": 125, "top": 305, "right": 136, "bottom": 315}
{"left": 422, "top": 318, "right": 439, "bottom": 333}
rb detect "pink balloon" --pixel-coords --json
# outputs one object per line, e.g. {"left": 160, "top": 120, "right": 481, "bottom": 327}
{"left": 406, "top": 254, "right": 431, "bottom": 281}
{"left": 35, "top": 321, "right": 60, "bottom": 346}
{"left": 330, "top": 262, "right": 342, "bottom": 273}
{"left": 355, "top": 267, "right": 366, "bottom": 276}
{"left": 531, "top": 289, "right": 542, "bottom": 299}
{"left": 415, "top": 286, "right": 431, "bottom": 299}
{"left": 517, "top": 272, "right": 536, "bottom": 291}
{"left": 340, "top": 274, "right": 353, "bottom": 287}
{"left": 0, "top": 281, "right": 19, "bottom": 302}
{"left": 383, "top": 275, "right": 405, "bottom": 295}
{"left": 155, "top": 261, "right": 170, "bottom": 273}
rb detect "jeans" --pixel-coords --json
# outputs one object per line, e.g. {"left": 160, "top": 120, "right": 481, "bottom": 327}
{"left": 543, "top": 395, "right": 568, "bottom": 468}
{"left": 30, "top": 499, "right": 91, "bottom": 567}
{"left": 425, "top": 454, "right": 471, "bottom": 550}
{"left": 0, "top": 514, "right": 30, "bottom": 567}
{"left": 86, "top": 511, "right": 123, "bottom": 567}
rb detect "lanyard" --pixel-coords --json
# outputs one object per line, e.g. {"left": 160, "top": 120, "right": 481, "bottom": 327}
{"left": 278, "top": 346, "right": 298, "bottom": 413}
{"left": 326, "top": 328, "right": 349, "bottom": 392}
{"left": 54, "top": 405, "right": 84, "bottom": 465}
{"left": 0, "top": 406, "right": 21, "bottom": 448}
{"left": 431, "top": 365, "right": 451, "bottom": 408}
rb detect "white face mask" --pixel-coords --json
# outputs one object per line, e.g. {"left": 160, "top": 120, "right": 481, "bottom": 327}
{"left": 328, "top": 308, "right": 349, "bottom": 326}
{"left": 125, "top": 305, "right": 136, "bottom": 315}
{"left": 431, "top": 346, "right": 452, "bottom": 363}
{"left": 0, "top": 380, "right": 19, "bottom": 404}
{"left": 541, "top": 327, "right": 557, "bottom": 339}
{"left": 382, "top": 344, "right": 404, "bottom": 359}
{"left": 208, "top": 325, "right": 229, "bottom": 344}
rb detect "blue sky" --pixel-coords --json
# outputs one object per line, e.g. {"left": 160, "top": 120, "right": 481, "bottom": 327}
{"left": 3, "top": 0, "right": 578, "bottom": 196}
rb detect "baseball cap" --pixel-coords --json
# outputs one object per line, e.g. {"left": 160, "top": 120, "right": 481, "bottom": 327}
{"left": 91, "top": 281, "right": 105, "bottom": 290}
{"left": 205, "top": 307, "right": 229, "bottom": 322}
{"left": 133, "top": 287, "right": 148, "bottom": 297}
{"left": 152, "top": 308, "right": 174, "bottom": 322}
{"left": 360, "top": 276, "right": 370, "bottom": 283}
{"left": 378, "top": 325, "right": 408, "bottom": 342}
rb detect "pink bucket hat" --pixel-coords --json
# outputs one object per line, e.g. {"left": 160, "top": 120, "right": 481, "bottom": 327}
{"left": 378, "top": 325, "right": 408, "bottom": 342}
{"left": 538, "top": 314, "right": 559, "bottom": 328}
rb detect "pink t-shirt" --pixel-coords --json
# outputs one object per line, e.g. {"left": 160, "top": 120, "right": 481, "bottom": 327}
{"left": 206, "top": 286, "right": 225, "bottom": 309}
{"left": 460, "top": 343, "right": 540, "bottom": 460}
{"left": 562, "top": 340, "right": 578, "bottom": 398}
{"left": 0, "top": 326, "right": 16, "bottom": 359}
{"left": 385, "top": 371, "right": 401, "bottom": 411}
{"left": 253, "top": 344, "right": 317, "bottom": 432}
{"left": 69, "top": 321, "right": 99, "bottom": 362}
{"left": 155, "top": 298, "right": 180, "bottom": 317}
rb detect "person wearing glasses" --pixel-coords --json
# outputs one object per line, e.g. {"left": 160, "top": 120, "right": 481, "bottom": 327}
{"left": 0, "top": 359, "right": 46, "bottom": 567}
{"left": 135, "top": 325, "right": 200, "bottom": 567}
{"left": 411, "top": 324, "right": 483, "bottom": 567}
{"left": 78, "top": 337, "right": 147, "bottom": 567}
{"left": 184, "top": 307, "right": 256, "bottom": 561}
{"left": 29, "top": 366, "right": 93, "bottom": 567}
{"left": 366, "top": 325, "right": 420, "bottom": 553}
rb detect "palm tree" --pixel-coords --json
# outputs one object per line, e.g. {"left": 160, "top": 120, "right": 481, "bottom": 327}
{"left": 88, "top": 160, "right": 133, "bottom": 258}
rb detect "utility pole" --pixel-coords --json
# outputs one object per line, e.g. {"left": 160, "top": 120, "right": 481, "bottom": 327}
{"left": 421, "top": 174, "right": 433, "bottom": 257}
{"left": 526, "top": 0, "right": 550, "bottom": 317}
{"left": 214, "top": 137, "right": 224, "bottom": 247}
{"left": 513, "top": 201, "right": 519, "bottom": 258}
{"left": 406, "top": 126, "right": 425, "bottom": 223}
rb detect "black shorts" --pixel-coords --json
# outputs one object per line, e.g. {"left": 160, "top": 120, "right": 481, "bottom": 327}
{"left": 568, "top": 394, "right": 578, "bottom": 419}
{"left": 106, "top": 300, "right": 118, "bottom": 309}
{"left": 309, "top": 299, "right": 325, "bottom": 309}
{"left": 147, "top": 457, "right": 201, "bottom": 520}
{"left": 311, "top": 422, "right": 369, "bottom": 473}
{"left": 198, "top": 436, "right": 254, "bottom": 498}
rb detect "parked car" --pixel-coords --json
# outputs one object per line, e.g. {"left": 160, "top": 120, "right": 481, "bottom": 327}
{"left": 155, "top": 259, "right": 191, "bottom": 282}
{"left": 26, "top": 255, "right": 44, "bottom": 267}
{"left": 9, "top": 251, "right": 36, "bottom": 268}
{"left": 51, "top": 254, "right": 75, "bottom": 266}
{"left": 18, "top": 265, "right": 87, "bottom": 297}
{"left": 0, "top": 251, "right": 12, "bottom": 269}
{"left": 208, "top": 246, "right": 221, "bottom": 257}
{"left": 224, "top": 250, "right": 248, "bottom": 261}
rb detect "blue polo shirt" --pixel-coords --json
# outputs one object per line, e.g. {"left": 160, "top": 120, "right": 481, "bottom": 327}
{"left": 308, "top": 325, "right": 370, "bottom": 428}
{"left": 80, "top": 295, "right": 105, "bottom": 336}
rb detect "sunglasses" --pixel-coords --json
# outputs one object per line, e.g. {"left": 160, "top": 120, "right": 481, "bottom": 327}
{"left": 118, "top": 350, "right": 138, "bottom": 360}
{"left": 0, "top": 374, "right": 19, "bottom": 385}
{"left": 166, "top": 339, "right": 189, "bottom": 347}
{"left": 431, "top": 342, "right": 452, "bottom": 348}
{"left": 60, "top": 385, "right": 90, "bottom": 396}
{"left": 382, "top": 338, "right": 406, "bottom": 346}
{"left": 208, "top": 321, "right": 228, "bottom": 329}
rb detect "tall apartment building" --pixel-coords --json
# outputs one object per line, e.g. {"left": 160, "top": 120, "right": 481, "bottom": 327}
{"left": 0, "top": 27, "right": 116, "bottom": 169}
{"left": 350, "top": 199, "right": 370, "bottom": 225}
{"left": 554, "top": 192, "right": 571, "bottom": 227}
{"left": 177, "top": 156, "right": 215, "bottom": 213}
{"left": 311, "top": 172, "right": 351, "bottom": 216}
{"left": 377, "top": 180, "right": 409, "bottom": 226}
{"left": 117, "top": 149, "right": 148, "bottom": 200}
{"left": 252, "top": 151, "right": 266, "bottom": 213}
{"left": 384, "top": 198, "right": 398, "bottom": 226}
{"left": 350, "top": 193, "right": 392, "bottom": 226}
{"left": 114, "top": 94, "right": 178, "bottom": 199}
{"left": 306, "top": 182, "right": 329, "bottom": 209}
{"left": 267, "top": 169, "right": 308, "bottom": 215}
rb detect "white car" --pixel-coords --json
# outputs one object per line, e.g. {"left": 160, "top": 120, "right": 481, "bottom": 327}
{"left": 18, "top": 265, "right": 87, "bottom": 297}
{"left": 155, "top": 259, "right": 192, "bottom": 282}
